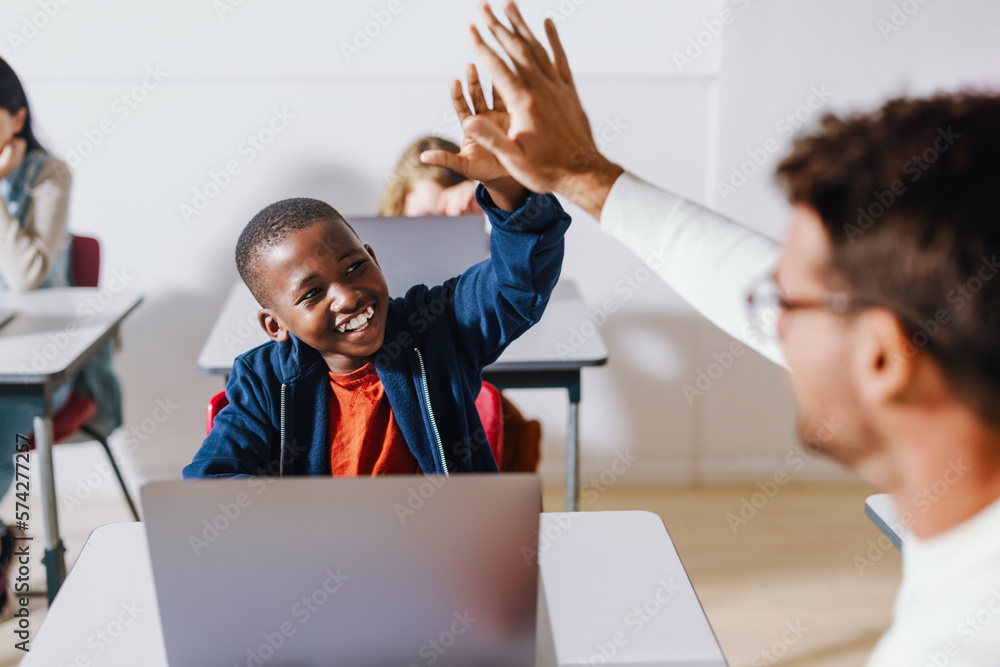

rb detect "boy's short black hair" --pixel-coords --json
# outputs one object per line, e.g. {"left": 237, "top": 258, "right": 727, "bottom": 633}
{"left": 236, "top": 197, "right": 358, "bottom": 307}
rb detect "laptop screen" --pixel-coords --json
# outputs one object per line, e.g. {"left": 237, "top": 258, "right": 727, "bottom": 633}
{"left": 347, "top": 214, "right": 488, "bottom": 298}
{"left": 141, "top": 475, "right": 540, "bottom": 667}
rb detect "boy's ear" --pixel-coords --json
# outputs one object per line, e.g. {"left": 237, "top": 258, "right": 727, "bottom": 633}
{"left": 364, "top": 243, "right": 380, "bottom": 269}
{"left": 257, "top": 309, "right": 289, "bottom": 342}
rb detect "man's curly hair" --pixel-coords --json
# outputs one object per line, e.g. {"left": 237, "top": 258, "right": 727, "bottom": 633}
{"left": 775, "top": 91, "right": 1000, "bottom": 424}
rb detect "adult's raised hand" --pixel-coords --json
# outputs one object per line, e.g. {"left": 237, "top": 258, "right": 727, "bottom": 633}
{"left": 462, "top": 1, "right": 624, "bottom": 218}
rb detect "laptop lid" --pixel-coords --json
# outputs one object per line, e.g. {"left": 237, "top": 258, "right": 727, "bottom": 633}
{"left": 347, "top": 214, "right": 488, "bottom": 298}
{"left": 141, "top": 474, "right": 540, "bottom": 667}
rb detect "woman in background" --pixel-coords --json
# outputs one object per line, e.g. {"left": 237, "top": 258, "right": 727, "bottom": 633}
{"left": 380, "top": 135, "right": 542, "bottom": 472}
{"left": 0, "top": 57, "right": 122, "bottom": 615}
{"left": 0, "top": 60, "right": 71, "bottom": 291}
{"left": 379, "top": 136, "right": 481, "bottom": 217}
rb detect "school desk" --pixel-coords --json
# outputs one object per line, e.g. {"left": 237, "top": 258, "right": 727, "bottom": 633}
{"left": 22, "top": 511, "right": 726, "bottom": 666}
{"left": 0, "top": 287, "right": 142, "bottom": 602}
{"left": 865, "top": 493, "right": 907, "bottom": 551}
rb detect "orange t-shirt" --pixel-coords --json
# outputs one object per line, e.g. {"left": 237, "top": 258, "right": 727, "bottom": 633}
{"left": 328, "top": 362, "right": 420, "bottom": 476}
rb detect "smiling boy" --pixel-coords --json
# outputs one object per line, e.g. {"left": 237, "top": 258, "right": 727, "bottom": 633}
{"left": 184, "top": 69, "right": 570, "bottom": 478}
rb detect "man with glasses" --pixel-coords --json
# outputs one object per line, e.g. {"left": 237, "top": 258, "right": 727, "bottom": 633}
{"left": 421, "top": 2, "right": 1000, "bottom": 663}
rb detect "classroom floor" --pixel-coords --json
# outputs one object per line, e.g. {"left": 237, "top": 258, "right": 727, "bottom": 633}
{"left": 542, "top": 484, "right": 901, "bottom": 667}
{"left": 0, "top": 469, "right": 899, "bottom": 667}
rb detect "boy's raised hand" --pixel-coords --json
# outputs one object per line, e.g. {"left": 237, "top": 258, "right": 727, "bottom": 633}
{"left": 421, "top": 64, "right": 527, "bottom": 210}
{"left": 461, "top": 1, "right": 624, "bottom": 219}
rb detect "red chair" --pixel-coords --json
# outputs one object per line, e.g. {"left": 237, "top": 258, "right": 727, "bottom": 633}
{"left": 474, "top": 381, "right": 503, "bottom": 466}
{"left": 26, "top": 235, "right": 139, "bottom": 520}
{"left": 205, "top": 391, "right": 230, "bottom": 433}
{"left": 206, "top": 382, "right": 505, "bottom": 468}
{"left": 70, "top": 234, "right": 101, "bottom": 288}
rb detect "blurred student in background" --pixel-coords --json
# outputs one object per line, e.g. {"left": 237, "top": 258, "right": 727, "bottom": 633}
{"left": 380, "top": 133, "right": 541, "bottom": 472}
{"left": 0, "top": 56, "right": 122, "bottom": 614}
{"left": 379, "top": 136, "right": 480, "bottom": 217}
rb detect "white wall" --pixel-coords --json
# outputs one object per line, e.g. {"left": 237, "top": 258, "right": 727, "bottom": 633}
{"left": 3, "top": 0, "right": 997, "bottom": 493}
{"left": 701, "top": 0, "right": 1000, "bottom": 482}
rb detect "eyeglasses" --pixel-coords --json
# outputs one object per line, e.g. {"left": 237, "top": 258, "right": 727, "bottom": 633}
{"left": 745, "top": 274, "right": 875, "bottom": 341}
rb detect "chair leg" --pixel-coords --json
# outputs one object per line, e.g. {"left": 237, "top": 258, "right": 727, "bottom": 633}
{"left": 81, "top": 426, "right": 140, "bottom": 521}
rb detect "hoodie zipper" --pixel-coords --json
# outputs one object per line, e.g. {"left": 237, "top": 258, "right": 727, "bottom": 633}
{"left": 279, "top": 383, "right": 286, "bottom": 477}
{"left": 414, "top": 347, "right": 448, "bottom": 477}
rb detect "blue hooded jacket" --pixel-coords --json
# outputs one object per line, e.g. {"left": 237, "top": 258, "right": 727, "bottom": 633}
{"left": 183, "top": 187, "right": 570, "bottom": 479}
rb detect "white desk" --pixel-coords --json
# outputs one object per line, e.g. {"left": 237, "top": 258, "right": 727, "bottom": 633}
{"left": 24, "top": 512, "right": 726, "bottom": 666}
{"left": 0, "top": 288, "right": 142, "bottom": 602}
{"left": 865, "top": 493, "right": 908, "bottom": 551}
{"left": 198, "top": 280, "right": 609, "bottom": 511}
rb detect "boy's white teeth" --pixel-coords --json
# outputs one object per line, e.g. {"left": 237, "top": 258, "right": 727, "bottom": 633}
{"left": 339, "top": 306, "right": 375, "bottom": 333}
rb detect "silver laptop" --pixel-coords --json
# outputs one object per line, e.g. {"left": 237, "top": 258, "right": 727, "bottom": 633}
{"left": 348, "top": 214, "right": 488, "bottom": 297}
{"left": 141, "top": 474, "right": 541, "bottom": 667}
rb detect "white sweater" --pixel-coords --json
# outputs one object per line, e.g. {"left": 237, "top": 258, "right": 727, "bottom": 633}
{"left": 600, "top": 170, "right": 1000, "bottom": 666}
{"left": 868, "top": 495, "right": 1000, "bottom": 666}
{"left": 601, "top": 171, "right": 785, "bottom": 367}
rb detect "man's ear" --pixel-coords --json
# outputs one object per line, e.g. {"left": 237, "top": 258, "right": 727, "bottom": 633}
{"left": 852, "top": 308, "right": 917, "bottom": 408}
{"left": 364, "top": 243, "right": 380, "bottom": 269}
{"left": 257, "top": 309, "right": 288, "bottom": 342}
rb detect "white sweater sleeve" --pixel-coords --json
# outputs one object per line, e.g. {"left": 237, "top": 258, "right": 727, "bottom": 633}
{"left": 600, "top": 171, "right": 786, "bottom": 368}
{"left": 0, "top": 158, "right": 72, "bottom": 292}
